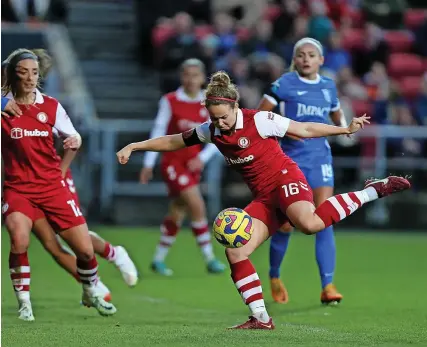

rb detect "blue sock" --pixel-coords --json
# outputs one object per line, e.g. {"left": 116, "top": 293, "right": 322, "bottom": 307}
{"left": 315, "top": 226, "right": 336, "bottom": 289}
{"left": 269, "top": 231, "right": 291, "bottom": 279}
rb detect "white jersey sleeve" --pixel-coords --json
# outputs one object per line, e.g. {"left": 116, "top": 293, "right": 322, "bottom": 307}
{"left": 54, "top": 103, "right": 79, "bottom": 136}
{"left": 254, "top": 111, "right": 290, "bottom": 138}
{"left": 143, "top": 96, "right": 172, "bottom": 168}
{"left": 195, "top": 122, "right": 212, "bottom": 143}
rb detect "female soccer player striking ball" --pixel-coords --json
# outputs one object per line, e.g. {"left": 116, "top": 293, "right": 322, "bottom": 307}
{"left": 1, "top": 48, "right": 116, "bottom": 321}
{"left": 140, "top": 59, "right": 225, "bottom": 276}
{"left": 116, "top": 71, "right": 410, "bottom": 329}
{"left": 258, "top": 37, "right": 345, "bottom": 304}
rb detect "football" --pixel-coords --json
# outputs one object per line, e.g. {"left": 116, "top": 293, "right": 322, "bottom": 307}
{"left": 212, "top": 207, "right": 254, "bottom": 248}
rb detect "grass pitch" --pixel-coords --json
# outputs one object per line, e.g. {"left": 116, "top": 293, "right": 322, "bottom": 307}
{"left": 2, "top": 228, "right": 427, "bottom": 347}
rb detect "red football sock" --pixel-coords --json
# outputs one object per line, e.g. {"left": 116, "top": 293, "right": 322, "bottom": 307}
{"left": 9, "top": 252, "right": 31, "bottom": 300}
{"left": 315, "top": 191, "right": 365, "bottom": 227}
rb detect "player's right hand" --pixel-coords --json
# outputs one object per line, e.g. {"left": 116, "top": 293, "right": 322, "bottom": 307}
{"left": 139, "top": 167, "right": 153, "bottom": 184}
{"left": 116, "top": 145, "right": 133, "bottom": 165}
{"left": 1, "top": 99, "right": 22, "bottom": 118}
{"left": 348, "top": 114, "right": 370, "bottom": 134}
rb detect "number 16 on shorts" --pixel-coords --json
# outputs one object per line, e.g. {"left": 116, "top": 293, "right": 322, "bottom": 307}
{"left": 282, "top": 181, "right": 310, "bottom": 197}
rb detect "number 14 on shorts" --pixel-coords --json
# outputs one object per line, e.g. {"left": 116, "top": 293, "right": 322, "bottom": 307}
{"left": 67, "top": 199, "right": 82, "bottom": 217}
{"left": 282, "top": 181, "right": 309, "bottom": 197}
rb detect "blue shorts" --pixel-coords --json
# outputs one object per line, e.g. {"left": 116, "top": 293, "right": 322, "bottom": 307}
{"left": 300, "top": 163, "right": 334, "bottom": 190}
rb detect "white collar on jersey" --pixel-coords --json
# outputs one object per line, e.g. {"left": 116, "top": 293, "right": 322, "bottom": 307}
{"left": 176, "top": 86, "right": 205, "bottom": 103}
{"left": 5, "top": 88, "right": 44, "bottom": 104}
{"left": 214, "top": 108, "right": 243, "bottom": 136}
{"left": 296, "top": 71, "right": 321, "bottom": 84}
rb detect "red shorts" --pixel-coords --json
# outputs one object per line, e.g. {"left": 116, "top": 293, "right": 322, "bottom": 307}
{"left": 64, "top": 169, "right": 81, "bottom": 208}
{"left": 2, "top": 183, "right": 86, "bottom": 231}
{"left": 160, "top": 160, "right": 201, "bottom": 197}
{"left": 244, "top": 165, "right": 314, "bottom": 235}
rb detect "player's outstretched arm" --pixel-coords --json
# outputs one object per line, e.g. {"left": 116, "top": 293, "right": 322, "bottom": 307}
{"left": 287, "top": 115, "right": 370, "bottom": 139}
{"left": 117, "top": 134, "right": 186, "bottom": 165}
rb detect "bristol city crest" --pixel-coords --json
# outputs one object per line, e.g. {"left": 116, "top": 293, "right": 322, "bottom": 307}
{"left": 238, "top": 137, "right": 250, "bottom": 148}
{"left": 37, "top": 112, "right": 48, "bottom": 123}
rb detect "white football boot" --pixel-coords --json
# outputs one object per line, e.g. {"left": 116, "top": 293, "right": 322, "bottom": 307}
{"left": 95, "top": 278, "right": 112, "bottom": 302}
{"left": 113, "top": 246, "right": 138, "bottom": 287}
{"left": 18, "top": 301, "right": 35, "bottom": 322}
{"left": 81, "top": 290, "right": 117, "bottom": 316}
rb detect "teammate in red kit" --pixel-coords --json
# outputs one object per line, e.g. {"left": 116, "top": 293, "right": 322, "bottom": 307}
{"left": 1, "top": 48, "right": 116, "bottom": 321}
{"left": 140, "top": 59, "right": 225, "bottom": 276}
{"left": 116, "top": 71, "right": 411, "bottom": 329}
{"left": 2, "top": 53, "right": 137, "bottom": 302}
{"left": 31, "top": 163, "right": 138, "bottom": 293}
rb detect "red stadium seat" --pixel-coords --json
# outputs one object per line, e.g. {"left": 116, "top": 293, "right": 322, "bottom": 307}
{"left": 341, "top": 29, "right": 364, "bottom": 51}
{"left": 152, "top": 24, "right": 175, "bottom": 48}
{"left": 263, "top": 4, "right": 281, "bottom": 21}
{"left": 351, "top": 100, "right": 373, "bottom": 117}
{"left": 398, "top": 76, "right": 422, "bottom": 100}
{"left": 384, "top": 31, "right": 414, "bottom": 53}
{"left": 195, "top": 25, "right": 214, "bottom": 40}
{"left": 404, "top": 9, "right": 427, "bottom": 30}
{"left": 388, "top": 53, "right": 424, "bottom": 78}
{"left": 236, "top": 27, "right": 252, "bottom": 41}
{"left": 347, "top": 9, "right": 364, "bottom": 28}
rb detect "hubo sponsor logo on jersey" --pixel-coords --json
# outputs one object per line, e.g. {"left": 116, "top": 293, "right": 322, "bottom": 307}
{"left": 225, "top": 155, "right": 254, "bottom": 165}
{"left": 11, "top": 128, "right": 49, "bottom": 139}
{"left": 296, "top": 104, "right": 330, "bottom": 118}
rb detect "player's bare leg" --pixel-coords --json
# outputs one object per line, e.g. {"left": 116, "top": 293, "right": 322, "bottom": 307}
{"left": 313, "top": 186, "right": 343, "bottom": 305}
{"left": 60, "top": 224, "right": 116, "bottom": 316}
{"left": 270, "top": 223, "right": 291, "bottom": 304}
{"left": 89, "top": 231, "right": 138, "bottom": 286}
{"left": 226, "top": 218, "right": 274, "bottom": 330}
{"left": 285, "top": 176, "right": 411, "bottom": 236}
{"left": 151, "top": 198, "right": 186, "bottom": 276}
{"left": 32, "top": 219, "right": 112, "bottom": 301}
{"left": 5, "top": 212, "right": 34, "bottom": 321}
{"left": 181, "top": 186, "right": 225, "bottom": 274}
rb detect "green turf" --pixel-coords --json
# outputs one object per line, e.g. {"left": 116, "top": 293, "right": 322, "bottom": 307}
{"left": 2, "top": 228, "right": 427, "bottom": 347}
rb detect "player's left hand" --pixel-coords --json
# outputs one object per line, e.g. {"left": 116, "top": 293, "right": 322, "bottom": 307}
{"left": 187, "top": 157, "right": 204, "bottom": 172}
{"left": 63, "top": 134, "right": 81, "bottom": 150}
{"left": 348, "top": 114, "right": 370, "bottom": 134}
{"left": 117, "top": 145, "right": 133, "bottom": 165}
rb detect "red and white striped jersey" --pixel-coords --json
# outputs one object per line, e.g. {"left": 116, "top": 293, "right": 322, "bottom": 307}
{"left": 143, "top": 87, "right": 217, "bottom": 167}
{"left": 2, "top": 89, "right": 80, "bottom": 194}
{"left": 194, "top": 108, "right": 298, "bottom": 197}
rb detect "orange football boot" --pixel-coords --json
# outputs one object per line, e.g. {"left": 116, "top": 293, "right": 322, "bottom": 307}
{"left": 270, "top": 278, "right": 289, "bottom": 304}
{"left": 320, "top": 284, "right": 343, "bottom": 305}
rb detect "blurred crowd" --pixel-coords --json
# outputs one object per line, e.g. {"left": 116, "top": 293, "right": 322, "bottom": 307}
{"left": 150, "top": 0, "right": 427, "bottom": 157}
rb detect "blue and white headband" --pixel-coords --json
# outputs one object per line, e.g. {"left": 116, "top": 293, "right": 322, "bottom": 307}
{"left": 293, "top": 38, "right": 323, "bottom": 57}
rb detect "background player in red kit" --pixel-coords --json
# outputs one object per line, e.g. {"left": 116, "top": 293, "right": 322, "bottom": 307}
{"left": 117, "top": 70, "right": 411, "bottom": 330}
{"left": 140, "top": 59, "right": 225, "bottom": 276}
{"left": 1, "top": 48, "right": 116, "bottom": 321}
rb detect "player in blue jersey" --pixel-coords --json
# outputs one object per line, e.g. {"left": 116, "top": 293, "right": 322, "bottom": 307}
{"left": 258, "top": 37, "right": 348, "bottom": 305}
